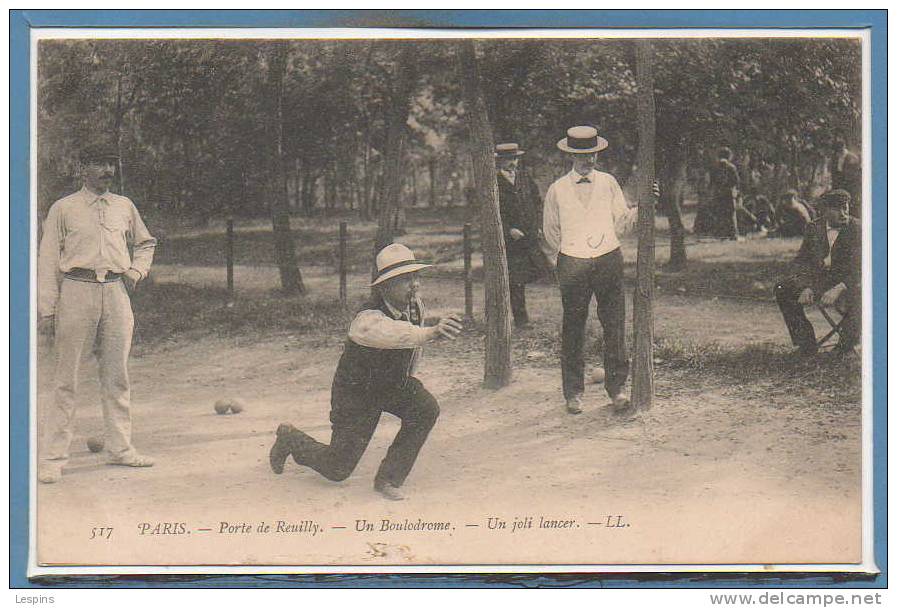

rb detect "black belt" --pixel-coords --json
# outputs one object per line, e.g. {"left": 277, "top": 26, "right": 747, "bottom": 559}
{"left": 63, "top": 268, "right": 123, "bottom": 283}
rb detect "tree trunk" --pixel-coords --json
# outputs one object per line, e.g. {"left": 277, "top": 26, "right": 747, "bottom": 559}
{"left": 114, "top": 71, "right": 127, "bottom": 195}
{"left": 372, "top": 46, "right": 419, "bottom": 281}
{"left": 663, "top": 151, "right": 688, "bottom": 271}
{"left": 266, "top": 42, "right": 306, "bottom": 295}
{"left": 428, "top": 157, "right": 437, "bottom": 207}
{"left": 459, "top": 41, "right": 512, "bottom": 389}
{"left": 632, "top": 40, "right": 656, "bottom": 410}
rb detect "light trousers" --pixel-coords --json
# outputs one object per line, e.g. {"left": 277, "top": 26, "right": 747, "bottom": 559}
{"left": 42, "top": 278, "right": 135, "bottom": 465}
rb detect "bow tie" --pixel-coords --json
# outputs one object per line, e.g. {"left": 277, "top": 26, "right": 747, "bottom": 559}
{"left": 576, "top": 176, "right": 591, "bottom": 184}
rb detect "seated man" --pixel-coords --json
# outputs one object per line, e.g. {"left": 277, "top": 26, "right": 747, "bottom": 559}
{"left": 752, "top": 194, "right": 776, "bottom": 233}
{"left": 268, "top": 243, "right": 463, "bottom": 501}
{"left": 774, "top": 189, "right": 815, "bottom": 237}
{"left": 774, "top": 189, "right": 861, "bottom": 357}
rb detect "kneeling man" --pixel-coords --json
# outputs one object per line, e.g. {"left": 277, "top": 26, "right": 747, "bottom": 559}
{"left": 269, "top": 243, "right": 463, "bottom": 501}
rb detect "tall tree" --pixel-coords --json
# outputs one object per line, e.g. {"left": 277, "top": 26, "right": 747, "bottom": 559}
{"left": 459, "top": 41, "right": 512, "bottom": 389}
{"left": 632, "top": 40, "right": 657, "bottom": 410}
{"left": 265, "top": 42, "right": 306, "bottom": 295}
{"left": 374, "top": 45, "right": 419, "bottom": 257}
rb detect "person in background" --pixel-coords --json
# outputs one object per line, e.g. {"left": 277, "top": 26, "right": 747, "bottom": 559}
{"left": 831, "top": 139, "right": 861, "bottom": 219}
{"left": 495, "top": 142, "right": 548, "bottom": 329}
{"left": 775, "top": 189, "right": 816, "bottom": 238}
{"left": 709, "top": 146, "right": 741, "bottom": 239}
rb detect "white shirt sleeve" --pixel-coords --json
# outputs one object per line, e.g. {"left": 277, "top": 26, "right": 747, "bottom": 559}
{"left": 348, "top": 309, "right": 432, "bottom": 349}
{"left": 542, "top": 183, "right": 561, "bottom": 261}
{"left": 610, "top": 176, "right": 638, "bottom": 235}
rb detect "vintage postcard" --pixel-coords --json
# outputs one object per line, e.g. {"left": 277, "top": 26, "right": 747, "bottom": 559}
{"left": 24, "top": 21, "right": 878, "bottom": 577}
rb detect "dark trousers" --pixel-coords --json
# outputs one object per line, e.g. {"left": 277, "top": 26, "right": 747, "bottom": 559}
{"left": 557, "top": 249, "right": 629, "bottom": 400}
{"left": 775, "top": 277, "right": 861, "bottom": 352}
{"left": 509, "top": 282, "right": 529, "bottom": 327}
{"left": 287, "top": 377, "right": 439, "bottom": 487}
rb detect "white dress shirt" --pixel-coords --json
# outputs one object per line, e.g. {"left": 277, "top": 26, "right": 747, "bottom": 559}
{"left": 38, "top": 187, "right": 157, "bottom": 317}
{"left": 542, "top": 169, "right": 636, "bottom": 260}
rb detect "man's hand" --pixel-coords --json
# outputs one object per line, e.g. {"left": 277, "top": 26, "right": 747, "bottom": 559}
{"left": 797, "top": 288, "right": 815, "bottom": 305}
{"left": 122, "top": 269, "right": 141, "bottom": 292}
{"left": 432, "top": 314, "right": 463, "bottom": 340}
{"left": 509, "top": 228, "right": 525, "bottom": 241}
{"left": 37, "top": 315, "right": 55, "bottom": 337}
{"left": 820, "top": 283, "right": 846, "bottom": 307}
{"left": 652, "top": 180, "right": 661, "bottom": 199}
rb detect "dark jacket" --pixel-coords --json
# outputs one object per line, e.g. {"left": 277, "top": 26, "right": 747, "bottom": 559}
{"left": 497, "top": 170, "right": 546, "bottom": 284}
{"left": 332, "top": 296, "right": 423, "bottom": 397}
{"left": 791, "top": 217, "right": 861, "bottom": 291}
{"left": 711, "top": 159, "right": 740, "bottom": 198}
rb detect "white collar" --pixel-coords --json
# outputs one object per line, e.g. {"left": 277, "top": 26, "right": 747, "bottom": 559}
{"left": 80, "top": 186, "right": 111, "bottom": 204}
{"left": 569, "top": 169, "right": 596, "bottom": 183}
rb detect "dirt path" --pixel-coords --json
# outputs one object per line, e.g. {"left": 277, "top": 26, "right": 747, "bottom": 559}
{"left": 36, "top": 281, "right": 861, "bottom": 567}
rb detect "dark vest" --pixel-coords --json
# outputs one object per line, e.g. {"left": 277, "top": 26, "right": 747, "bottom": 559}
{"left": 332, "top": 296, "right": 423, "bottom": 395}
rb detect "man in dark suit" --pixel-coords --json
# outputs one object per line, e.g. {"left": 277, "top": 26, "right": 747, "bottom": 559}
{"left": 495, "top": 142, "right": 548, "bottom": 328}
{"left": 774, "top": 189, "right": 861, "bottom": 357}
{"left": 710, "top": 146, "right": 741, "bottom": 239}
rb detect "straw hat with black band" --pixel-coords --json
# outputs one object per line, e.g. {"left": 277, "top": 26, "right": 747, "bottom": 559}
{"left": 556, "top": 125, "right": 609, "bottom": 154}
{"left": 494, "top": 142, "right": 526, "bottom": 158}
{"left": 370, "top": 243, "right": 432, "bottom": 287}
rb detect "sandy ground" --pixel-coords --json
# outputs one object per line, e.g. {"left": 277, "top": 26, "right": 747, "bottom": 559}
{"left": 35, "top": 262, "right": 863, "bottom": 568}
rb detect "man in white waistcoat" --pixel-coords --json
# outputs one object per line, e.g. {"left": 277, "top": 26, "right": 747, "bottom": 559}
{"left": 543, "top": 126, "right": 637, "bottom": 415}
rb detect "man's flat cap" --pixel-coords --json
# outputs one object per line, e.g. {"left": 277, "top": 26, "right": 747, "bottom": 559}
{"left": 79, "top": 143, "right": 120, "bottom": 164}
{"left": 819, "top": 189, "right": 852, "bottom": 208}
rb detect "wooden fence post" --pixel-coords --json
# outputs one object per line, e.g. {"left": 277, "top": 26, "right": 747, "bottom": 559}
{"left": 226, "top": 217, "right": 235, "bottom": 304}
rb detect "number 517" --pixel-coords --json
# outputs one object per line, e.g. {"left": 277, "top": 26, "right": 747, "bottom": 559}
{"left": 90, "top": 527, "right": 113, "bottom": 540}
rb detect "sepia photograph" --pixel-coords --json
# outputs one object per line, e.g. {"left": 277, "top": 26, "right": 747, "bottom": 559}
{"left": 25, "top": 24, "right": 875, "bottom": 575}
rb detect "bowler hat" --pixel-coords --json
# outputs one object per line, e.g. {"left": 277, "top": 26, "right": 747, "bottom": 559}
{"left": 80, "top": 142, "right": 120, "bottom": 164}
{"left": 494, "top": 143, "right": 525, "bottom": 158}
{"left": 556, "top": 126, "right": 608, "bottom": 154}
{"left": 371, "top": 243, "right": 432, "bottom": 287}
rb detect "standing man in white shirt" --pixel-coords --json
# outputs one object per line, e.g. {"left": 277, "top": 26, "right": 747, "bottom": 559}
{"left": 269, "top": 243, "right": 463, "bottom": 501}
{"left": 543, "top": 126, "right": 637, "bottom": 415}
{"left": 37, "top": 142, "right": 157, "bottom": 483}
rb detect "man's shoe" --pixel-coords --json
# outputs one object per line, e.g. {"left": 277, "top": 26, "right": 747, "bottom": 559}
{"left": 270, "top": 423, "right": 296, "bottom": 474}
{"left": 108, "top": 453, "right": 155, "bottom": 467}
{"left": 611, "top": 394, "right": 632, "bottom": 414}
{"left": 38, "top": 463, "right": 63, "bottom": 484}
{"left": 833, "top": 341, "right": 859, "bottom": 356}
{"left": 565, "top": 395, "right": 584, "bottom": 415}
{"left": 374, "top": 480, "right": 405, "bottom": 501}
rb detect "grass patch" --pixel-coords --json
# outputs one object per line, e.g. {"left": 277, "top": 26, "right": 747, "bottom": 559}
{"left": 654, "top": 336, "right": 861, "bottom": 403}
{"left": 131, "top": 282, "right": 356, "bottom": 352}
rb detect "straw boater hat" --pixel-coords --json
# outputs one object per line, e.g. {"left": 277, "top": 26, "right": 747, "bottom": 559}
{"left": 556, "top": 125, "right": 609, "bottom": 154}
{"left": 370, "top": 243, "right": 432, "bottom": 287}
{"left": 494, "top": 143, "right": 525, "bottom": 157}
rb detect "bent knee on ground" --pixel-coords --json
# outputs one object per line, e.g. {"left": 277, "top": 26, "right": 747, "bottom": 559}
{"left": 416, "top": 398, "right": 440, "bottom": 428}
